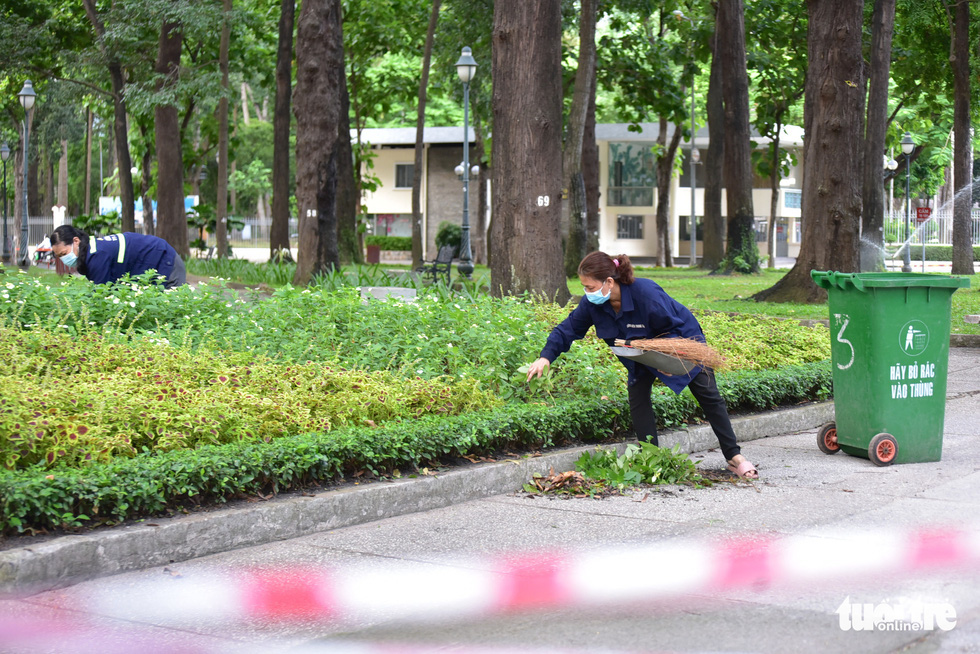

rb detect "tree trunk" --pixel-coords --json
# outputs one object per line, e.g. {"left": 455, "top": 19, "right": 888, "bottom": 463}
{"left": 84, "top": 109, "right": 93, "bottom": 215}
{"left": 137, "top": 121, "right": 156, "bottom": 235}
{"left": 655, "top": 118, "right": 683, "bottom": 268}
{"left": 37, "top": 150, "right": 47, "bottom": 217}
{"left": 490, "top": 0, "right": 567, "bottom": 302}
{"left": 702, "top": 15, "right": 726, "bottom": 270}
{"left": 58, "top": 140, "right": 68, "bottom": 209}
{"left": 292, "top": 0, "right": 343, "bottom": 285}
{"left": 562, "top": 0, "right": 597, "bottom": 278}
{"left": 755, "top": 0, "right": 864, "bottom": 303}
{"left": 83, "top": 0, "right": 135, "bottom": 232}
{"left": 860, "top": 0, "right": 896, "bottom": 272}
{"left": 472, "top": 132, "right": 488, "bottom": 265}
{"left": 271, "top": 0, "right": 295, "bottom": 262}
{"left": 766, "top": 121, "right": 782, "bottom": 269}
{"left": 583, "top": 61, "right": 600, "bottom": 254}
{"left": 216, "top": 0, "right": 231, "bottom": 259}
{"left": 154, "top": 15, "right": 188, "bottom": 256}
{"left": 336, "top": 68, "right": 360, "bottom": 265}
{"left": 950, "top": 0, "right": 974, "bottom": 275}
{"left": 241, "top": 82, "right": 251, "bottom": 126}
{"left": 412, "top": 0, "right": 441, "bottom": 269}
{"left": 717, "top": 0, "right": 757, "bottom": 274}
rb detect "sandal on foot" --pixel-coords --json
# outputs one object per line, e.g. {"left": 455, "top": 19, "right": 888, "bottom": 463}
{"left": 727, "top": 459, "right": 759, "bottom": 479}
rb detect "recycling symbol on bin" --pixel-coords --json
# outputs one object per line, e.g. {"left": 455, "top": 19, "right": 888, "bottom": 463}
{"left": 899, "top": 320, "right": 930, "bottom": 357}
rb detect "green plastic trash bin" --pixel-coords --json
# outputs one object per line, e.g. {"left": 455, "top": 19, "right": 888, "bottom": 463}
{"left": 810, "top": 271, "right": 970, "bottom": 466}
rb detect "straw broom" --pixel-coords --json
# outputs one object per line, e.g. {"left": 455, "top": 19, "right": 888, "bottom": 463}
{"left": 613, "top": 337, "right": 727, "bottom": 371}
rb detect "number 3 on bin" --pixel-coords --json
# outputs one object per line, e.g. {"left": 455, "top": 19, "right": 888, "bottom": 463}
{"left": 834, "top": 313, "right": 855, "bottom": 370}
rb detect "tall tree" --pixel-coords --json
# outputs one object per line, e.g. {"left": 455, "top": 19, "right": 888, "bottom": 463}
{"left": 84, "top": 109, "right": 94, "bottom": 215}
{"left": 271, "top": 0, "right": 295, "bottom": 261}
{"left": 582, "top": 61, "right": 600, "bottom": 255}
{"left": 335, "top": 64, "right": 360, "bottom": 264}
{"left": 745, "top": 0, "right": 806, "bottom": 270}
{"left": 948, "top": 0, "right": 974, "bottom": 275}
{"left": 412, "top": 0, "right": 441, "bottom": 269}
{"left": 701, "top": 9, "right": 726, "bottom": 270}
{"left": 293, "top": 0, "right": 344, "bottom": 284}
{"left": 82, "top": 0, "right": 136, "bottom": 232}
{"left": 716, "top": 0, "right": 758, "bottom": 274}
{"left": 860, "top": 0, "right": 896, "bottom": 271}
{"left": 154, "top": 12, "right": 187, "bottom": 256}
{"left": 215, "top": 0, "right": 232, "bottom": 259}
{"left": 562, "top": 0, "right": 597, "bottom": 277}
{"left": 489, "top": 0, "right": 567, "bottom": 302}
{"left": 654, "top": 116, "right": 684, "bottom": 267}
{"left": 755, "top": 0, "right": 865, "bottom": 303}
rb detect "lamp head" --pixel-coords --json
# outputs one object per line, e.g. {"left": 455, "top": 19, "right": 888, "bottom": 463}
{"left": 900, "top": 132, "right": 914, "bottom": 156}
{"left": 455, "top": 47, "right": 477, "bottom": 84}
{"left": 691, "top": 148, "right": 700, "bottom": 164}
{"left": 454, "top": 162, "right": 465, "bottom": 177}
{"left": 18, "top": 80, "right": 36, "bottom": 111}
{"left": 0, "top": 143, "right": 9, "bottom": 162}
{"left": 886, "top": 158, "right": 898, "bottom": 171}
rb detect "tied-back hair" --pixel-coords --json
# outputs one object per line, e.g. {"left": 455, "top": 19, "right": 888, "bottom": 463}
{"left": 49, "top": 225, "right": 91, "bottom": 274}
{"left": 577, "top": 251, "right": 635, "bottom": 285}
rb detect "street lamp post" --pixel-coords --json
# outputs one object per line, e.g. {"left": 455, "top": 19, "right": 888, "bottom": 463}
{"left": 884, "top": 155, "right": 897, "bottom": 256}
{"left": 900, "top": 132, "right": 914, "bottom": 273}
{"left": 18, "top": 80, "right": 36, "bottom": 269}
{"left": 1, "top": 143, "right": 10, "bottom": 264}
{"left": 454, "top": 46, "right": 477, "bottom": 279}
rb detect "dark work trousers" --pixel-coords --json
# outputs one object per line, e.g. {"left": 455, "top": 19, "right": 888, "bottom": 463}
{"left": 628, "top": 368, "right": 741, "bottom": 462}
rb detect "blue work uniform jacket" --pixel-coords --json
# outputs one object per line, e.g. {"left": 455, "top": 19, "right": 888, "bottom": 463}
{"left": 539, "top": 277, "right": 705, "bottom": 394}
{"left": 84, "top": 232, "right": 178, "bottom": 285}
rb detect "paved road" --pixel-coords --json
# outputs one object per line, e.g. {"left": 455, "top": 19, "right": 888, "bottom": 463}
{"left": 2, "top": 348, "right": 980, "bottom": 653}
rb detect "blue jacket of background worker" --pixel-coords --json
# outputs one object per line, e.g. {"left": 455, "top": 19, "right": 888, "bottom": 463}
{"left": 538, "top": 277, "right": 705, "bottom": 394}
{"left": 86, "top": 232, "right": 178, "bottom": 285}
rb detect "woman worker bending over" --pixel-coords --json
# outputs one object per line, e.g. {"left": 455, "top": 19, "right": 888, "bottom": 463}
{"left": 525, "top": 251, "right": 758, "bottom": 479}
{"left": 49, "top": 225, "right": 186, "bottom": 289}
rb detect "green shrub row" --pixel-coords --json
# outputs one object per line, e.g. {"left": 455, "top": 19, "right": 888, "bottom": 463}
{"left": 364, "top": 235, "right": 413, "bottom": 251}
{"left": 0, "top": 325, "right": 498, "bottom": 471}
{"left": 0, "top": 360, "right": 831, "bottom": 534}
{"left": 886, "top": 245, "right": 980, "bottom": 262}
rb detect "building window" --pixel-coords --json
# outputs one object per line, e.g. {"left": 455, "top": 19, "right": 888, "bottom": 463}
{"left": 617, "top": 214, "right": 644, "bottom": 239}
{"left": 608, "top": 143, "right": 655, "bottom": 206}
{"left": 395, "top": 163, "right": 414, "bottom": 189}
{"left": 784, "top": 189, "right": 802, "bottom": 209}
{"left": 678, "top": 216, "right": 703, "bottom": 242}
{"left": 369, "top": 213, "right": 413, "bottom": 237}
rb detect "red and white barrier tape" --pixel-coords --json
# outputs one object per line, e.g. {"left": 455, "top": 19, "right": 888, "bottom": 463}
{"left": 79, "top": 525, "right": 980, "bottom": 626}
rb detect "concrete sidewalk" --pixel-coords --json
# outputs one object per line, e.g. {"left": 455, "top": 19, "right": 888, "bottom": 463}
{"left": 2, "top": 348, "right": 980, "bottom": 653}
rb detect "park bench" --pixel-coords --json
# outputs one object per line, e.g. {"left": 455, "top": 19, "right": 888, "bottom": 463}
{"left": 415, "top": 245, "right": 456, "bottom": 284}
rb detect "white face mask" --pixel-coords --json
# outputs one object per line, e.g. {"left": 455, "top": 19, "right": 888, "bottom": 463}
{"left": 59, "top": 243, "right": 78, "bottom": 268}
{"left": 585, "top": 279, "right": 611, "bottom": 305}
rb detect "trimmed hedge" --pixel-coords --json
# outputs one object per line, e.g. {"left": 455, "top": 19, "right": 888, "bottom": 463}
{"left": 888, "top": 245, "right": 980, "bottom": 262}
{"left": 0, "top": 361, "right": 831, "bottom": 535}
{"left": 364, "top": 235, "right": 412, "bottom": 251}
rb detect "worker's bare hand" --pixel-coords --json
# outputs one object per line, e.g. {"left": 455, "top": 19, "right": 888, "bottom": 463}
{"left": 525, "top": 357, "right": 551, "bottom": 381}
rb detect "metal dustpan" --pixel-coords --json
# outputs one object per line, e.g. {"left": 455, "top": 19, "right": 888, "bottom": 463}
{"left": 610, "top": 346, "right": 697, "bottom": 376}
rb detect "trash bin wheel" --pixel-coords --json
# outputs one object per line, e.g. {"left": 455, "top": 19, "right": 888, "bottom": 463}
{"left": 868, "top": 433, "right": 899, "bottom": 467}
{"left": 817, "top": 422, "right": 840, "bottom": 455}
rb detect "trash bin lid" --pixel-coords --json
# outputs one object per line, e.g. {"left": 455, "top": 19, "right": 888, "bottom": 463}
{"left": 811, "top": 271, "right": 971, "bottom": 292}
